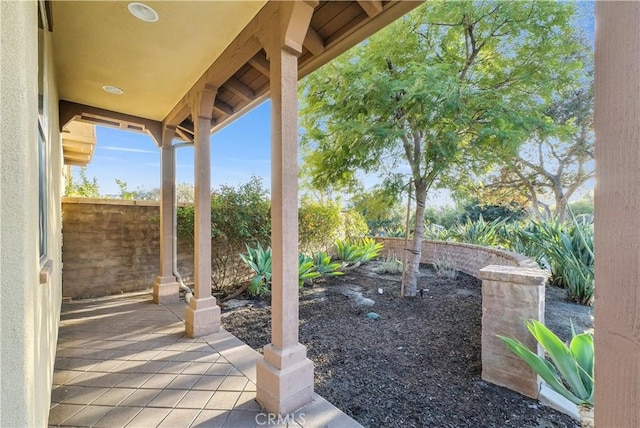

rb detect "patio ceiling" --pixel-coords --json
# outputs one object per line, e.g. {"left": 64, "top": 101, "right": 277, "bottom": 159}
{"left": 53, "top": 1, "right": 423, "bottom": 144}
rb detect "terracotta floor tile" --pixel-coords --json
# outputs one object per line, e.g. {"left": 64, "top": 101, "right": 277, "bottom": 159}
{"left": 190, "top": 409, "right": 228, "bottom": 428}
{"left": 206, "top": 363, "right": 232, "bottom": 376}
{"left": 126, "top": 407, "right": 172, "bottom": 427}
{"left": 175, "top": 390, "right": 215, "bottom": 409}
{"left": 62, "top": 386, "right": 106, "bottom": 405}
{"left": 119, "top": 388, "right": 162, "bottom": 407}
{"left": 223, "top": 410, "right": 262, "bottom": 428}
{"left": 157, "top": 408, "right": 201, "bottom": 428}
{"left": 93, "top": 406, "right": 142, "bottom": 427}
{"left": 50, "top": 385, "right": 84, "bottom": 404}
{"left": 91, "top": 387, "right": 136, "bottom": 406}
{"left": 192, "top": 375, "right": 225, "bottom": 391}
{"left": 47, "top": 404, "right": 84, "bottom": 426}
{"left": 233, "top": 392, "right": 260, "bottom": 412}
{"left": 147, "top": 389, "right": 188, "bottom": 408}
{"left": 204, "top": 391, "right": 241, "bottom": 410}
{"left": 140, "top": 373, "right": 178, "bottom": 389}
{"left": 181, "top": 362, "right": 212, "bottom": 375}
{"left": 59, "top": 405, "right": 112, "bottom": 427}
{"left": 116, "top": 373, "right": 153, "bottom": 388}
{"left": 218, "top": 376, "right": 247, "bottom": 392}
{"left": 166, "top": 374, "right": 200, "bottom": 390}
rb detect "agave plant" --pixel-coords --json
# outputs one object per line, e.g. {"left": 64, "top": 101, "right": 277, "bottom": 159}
{"left": 498, "top": 320, "right": 594, "bottom": 407}
{"left": 449, "top": 215, "right": 505, "bottom": 247}
{"left": 334, "top": 238, "right": 383, "bottom": 266}
{"left": 298, "top": 253, "right": 321, "bottom": 287}
{"left": 239, "top": 243, "right": 272, "bottom": 296}
{"left": 312, "top": 252, "right": 344, "bottom": 278}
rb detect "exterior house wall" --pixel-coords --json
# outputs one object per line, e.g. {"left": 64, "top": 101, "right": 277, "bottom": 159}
{"left": 62, "top": 198, "right": 195, "bottom": 299}
{"left": 0, "top": 2, "right": 63, "bottom": 426}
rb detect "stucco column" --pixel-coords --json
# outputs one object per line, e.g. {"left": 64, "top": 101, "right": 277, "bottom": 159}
{"left": 153, "top": 125, "right": 180, "bottom": 304}
{"left": 255, "top": 1, "right": 317, "bottom": 415}
{"left": 185, "top": 86, "right": 220, "bottom": 337}
{"left": 595, "top": 3, "right": 640, "bottom": 427}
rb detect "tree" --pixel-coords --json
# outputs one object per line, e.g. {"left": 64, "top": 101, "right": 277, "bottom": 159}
{"left": 300, "top": 1, "right": 586, "bottom": 296}
{"left": 65, "top": 167, "right": 100, "bottom": 197}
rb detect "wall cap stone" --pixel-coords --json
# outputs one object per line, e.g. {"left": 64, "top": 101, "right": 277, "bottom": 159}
{"left": 479, "top": 265, "right": 549, "bottom": 285}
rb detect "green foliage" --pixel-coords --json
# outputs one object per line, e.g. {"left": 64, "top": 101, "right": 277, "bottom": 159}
{"left": 298, "top": 197, "right": 368, "bottom": 254}
{"left": 433, "top": 254, "right": 457, "bottom": 279}
{"left": 298, "top": 198, "right": 343, "bottom": 254}
{"left": 239, "top": 244, "right": 272, "bottom": 297}
{"left": 498, "top": 320, "right": 594, "bottom": 406}
{"left": 350, "top": 186, "right": 404, "bottom": 235}
{"left": 312, "top": 252, "right": 344, "bottom": 278}
{"left": 423, "top": 224, "right": 450, "bottom": 241}
{"left": 176, "top": 177, "right": 271, "bottom": 291}
{"left": 334, "top": 238, "right": 383, "bottom": 266}
{"left": 509, "top": 218, "right": 594, "bottom": 305}
{"left": 65, "top": 167, "right": 100, "bottom": 198}
{"left": 298, "top": 254, "right": 321, "bottom": 287}
{"left": 373, "top": 253, "right": 403, "bottom": 275}
{"left": 568, "top": 198, "right": 594, "bottom": 217}
{"left": 448, "top": 216, "right": 505, "bottom": 247}
{"left": 241, "top": 247, "right": 344, "bottom": 295}
{"left": 300, "top": 0, "right": 586, "bottom": 296}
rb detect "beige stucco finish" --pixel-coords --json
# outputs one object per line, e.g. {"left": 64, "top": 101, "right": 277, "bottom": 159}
{"left": 52, "top": 1, "right": 267, "bottom": 120}
{"left": 1, "top": 2, "right": 63, "bottom": 426}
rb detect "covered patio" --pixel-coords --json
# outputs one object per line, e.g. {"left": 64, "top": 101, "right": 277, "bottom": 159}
{"left": 48, "top": 292, "right": 359, "bottom": 427}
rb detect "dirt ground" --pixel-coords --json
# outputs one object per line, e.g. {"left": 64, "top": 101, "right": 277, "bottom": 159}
{"left": 222, "top": 262, "right": 592, "bottom": 428}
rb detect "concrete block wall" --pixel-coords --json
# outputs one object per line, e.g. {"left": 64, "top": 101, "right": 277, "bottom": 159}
{"left": 378, "top": 237, "right": 547, "bottom": 399}
{"left": 62, "top": 198, "right": 194, "bottom": 298}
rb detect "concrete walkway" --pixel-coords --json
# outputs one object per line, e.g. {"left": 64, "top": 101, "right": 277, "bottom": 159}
{"left": 48, "top": 292, "right": 361, "bottom": 427}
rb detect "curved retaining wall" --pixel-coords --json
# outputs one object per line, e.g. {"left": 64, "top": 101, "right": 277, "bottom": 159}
{"left": 376, "top": 237, "right": 540, "bottom": 278}
{"left": 377, "top": 236, "right": 547, "bottom": 400}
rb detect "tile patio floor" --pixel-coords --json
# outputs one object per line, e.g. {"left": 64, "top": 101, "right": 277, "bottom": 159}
{"left": 49, "top": 292, "right": 361, "bottom": 427}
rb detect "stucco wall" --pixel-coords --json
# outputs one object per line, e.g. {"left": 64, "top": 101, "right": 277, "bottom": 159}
{"left": 0, "top": 3, "right": 63, "bottom": 426}
{"left": 377, "top": 237, "right": 539, "bottom": 278}
{"left": 62, "top": 198, "right": 195, "bottom": 298}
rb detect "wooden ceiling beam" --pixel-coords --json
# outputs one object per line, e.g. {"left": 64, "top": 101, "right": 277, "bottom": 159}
{"left": 357, "top": 0, "right": 383, "bottom": 18}
{"left": 223, "top": 77, "right": 255, "bottom": 101}
{"left": 248, "top": 52, "right": 271, "bottom": 77}
{"left": 213, "top": 99, "right": 234, "bottom": 116}
{"left": 303, "top": 26, "right": 325, "bottom": 56}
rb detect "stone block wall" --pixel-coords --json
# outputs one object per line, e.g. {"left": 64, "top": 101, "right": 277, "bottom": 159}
{"left": 377, "top": 237, "right": 539, "bottom": 276}
{"left": 377, "top": 237, "right": 547, "bottom": 399}
{"left": 62, "top": 198, "right": 194, "bottom": 298}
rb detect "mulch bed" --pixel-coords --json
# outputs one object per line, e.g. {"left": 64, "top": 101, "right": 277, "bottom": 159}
{"left": 222, "top": 263, "right": 580, "bottom": 428}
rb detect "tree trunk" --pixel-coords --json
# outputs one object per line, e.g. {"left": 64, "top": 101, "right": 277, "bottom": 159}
{"left": 404, "top": 182, "right": 427, "bottom": 297}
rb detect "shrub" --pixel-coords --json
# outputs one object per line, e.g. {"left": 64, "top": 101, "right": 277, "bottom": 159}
{"left": 298, "top": 198, "right": 369, "bottom": 254}
{"left": 373, "top": 252, "right": 403, "bottom": 274}
{"left": 335, "top": 237, "right": 383, "bottom": 267}
{"left": 508, "top": 218, "right": 594, "bottom": 305}
{"left": 448, "top": 215, "right": 505, "bottom": 247}
{"left": 313, "top": 252, "right": 344, "bottom": 278}
{"left": 239, "top": 244, "right": 272, "bottom": 297}
{"left": 433, "top": 254, "right": 457, "bottom": 279}
{"left": 498, "top": 320, "right": 594, "bottom": 407}
{"left": 176, "top": 177, "right": 271, "bottom": 293}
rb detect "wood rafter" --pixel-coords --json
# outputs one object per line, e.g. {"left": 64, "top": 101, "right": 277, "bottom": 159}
{"left": 248, "top": 52, "right": 271, "bottom": 77}
{"left": 303, "top": 26, "right": 325, "bottom": 56}
{"left": 213, "top": 100, "right": 234, "bottom": 116}
{"left": 223, "top": 77, "right": 255, "bottom": 101}
{"left": 357, "top": 0, "right": 383, "bottom": 17}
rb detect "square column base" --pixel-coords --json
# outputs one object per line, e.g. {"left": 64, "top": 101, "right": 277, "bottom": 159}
{"left": 256, "top": 344, "right": 314, "bottom": 414}
{"left": 185, "top": 296, "right": 220, "bottom": 338}
{"left": 153, "top": 276, "right": 180, "bottom": 304}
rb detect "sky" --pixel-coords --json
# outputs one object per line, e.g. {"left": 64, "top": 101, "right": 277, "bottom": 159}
{"left": 74, "top": 2, "right": 594, "bottom": 207}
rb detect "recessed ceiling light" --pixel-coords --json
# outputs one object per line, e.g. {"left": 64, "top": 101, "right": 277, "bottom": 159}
{"left": 128, "top": 2, "right": 159, "bottom": 23}
{"left": 102, "top": 85, "right": 124, "bottom": 95}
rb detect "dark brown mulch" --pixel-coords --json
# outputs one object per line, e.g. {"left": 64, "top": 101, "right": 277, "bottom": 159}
{"left": 222, "top": 263, "right": 580, "bottom": 428}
